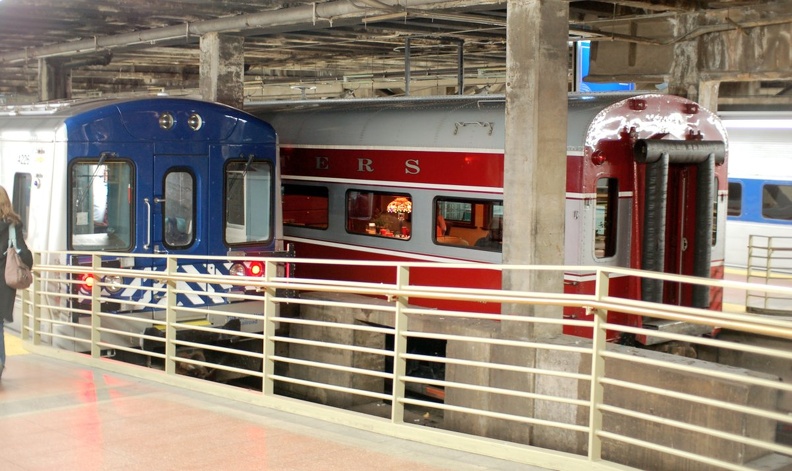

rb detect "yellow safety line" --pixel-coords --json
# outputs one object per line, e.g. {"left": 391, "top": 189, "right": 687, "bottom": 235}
{"left": 4, "top": 332, "right": 28, "bottom": 356}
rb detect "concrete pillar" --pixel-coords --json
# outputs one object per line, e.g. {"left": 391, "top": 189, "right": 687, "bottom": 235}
{"left": 38, "top": 58, "right": 70, "bottom": 101}
{"left": 668, "top": 14, "right": 720, "bottom": 111}
{"left": 199, "top": 33, "right": 245, "bottom": 108}
{"left": 502, "top": 0, "right": 569, "bottom": 339}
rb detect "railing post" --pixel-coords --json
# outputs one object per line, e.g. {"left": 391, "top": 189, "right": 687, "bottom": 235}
{"left": 27, "top": 251, "right": 43, "bottom": 344}
{"left": 262, "top": 259, "right": 278, "bottom": 396}
{"left": 588, "top": 268, "right": 609, "bottom": 462}
{"left": 164, "top": 256, "right": 177, "bottom": 375}
{"left": 391, "top": 264, "right": 409, "bottom": 424}
{"left": 90, "top": 254, "right": 102, "bottom": 358}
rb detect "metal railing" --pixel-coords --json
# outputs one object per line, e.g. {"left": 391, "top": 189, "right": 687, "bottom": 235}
{"left": 746, "top": 235, "right": 792, "bottom": 314}
{"left": 15, "top": 251, "right": 792, "bottom": 471}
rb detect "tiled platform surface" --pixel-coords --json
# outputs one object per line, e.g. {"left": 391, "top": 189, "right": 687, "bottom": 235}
{"left": 0, "top": 333, "right": 546, "bottom": 471}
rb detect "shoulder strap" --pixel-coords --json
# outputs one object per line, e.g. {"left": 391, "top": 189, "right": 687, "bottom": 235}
{"left": 8, "top": 224, "right": 17, "bottom": 250}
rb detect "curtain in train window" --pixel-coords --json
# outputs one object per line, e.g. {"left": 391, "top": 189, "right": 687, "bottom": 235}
{"left": 163, "top": 171, "right": 194, "bottom": 248}
{"left": 225, "top": 160, "right": 273, "bottom": 244}
{"left": 594, "top": 178, "right": 618, "bottom": 259}
{"left": 762, "top": 183, "right": 792, "bottom": 220}
{"left": 12, "top": 173, "right": 31, "bottom": 238}
{"left": 70, "top": 161, "right": 133, "bottom": 251}
{"left": 283, "top": 184, "right": 329, "bottom": 229}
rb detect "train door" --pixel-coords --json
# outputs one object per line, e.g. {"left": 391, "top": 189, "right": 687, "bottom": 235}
{"left": 636, "top": 140, "right": 722, "bottom": 310}
{"left": 148, "top": 155, "right": 207, "bottom": 258}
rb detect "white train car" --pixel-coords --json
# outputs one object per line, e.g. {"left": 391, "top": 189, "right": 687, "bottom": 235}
{"left": 722, "top": 111, "right": 792, "bottom": 271}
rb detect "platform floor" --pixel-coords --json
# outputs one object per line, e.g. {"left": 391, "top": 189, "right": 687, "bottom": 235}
{"left": 0, "top": 332, "right": 547, "bottom": 471}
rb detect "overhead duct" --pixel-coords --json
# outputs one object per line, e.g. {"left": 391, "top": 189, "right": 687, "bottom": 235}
{"left": 0, "top": 0, "right": 499, "bottom": 64}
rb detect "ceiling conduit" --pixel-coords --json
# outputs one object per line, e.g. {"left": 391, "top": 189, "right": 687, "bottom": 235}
{"left": 0, "top": 0, "right": 488, "bottom": 64}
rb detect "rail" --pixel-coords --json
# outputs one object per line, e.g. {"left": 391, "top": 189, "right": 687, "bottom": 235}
{"left": 746, "top": 235, "right": 792, "bottom": 314}
{"left": 14, "top": 251, "right": 792, "bottom": 471}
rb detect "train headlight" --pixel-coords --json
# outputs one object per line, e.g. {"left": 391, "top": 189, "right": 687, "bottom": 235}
{"left": 187, "top": 113, "right": 203, "bottom": 131}
{"left": 229, "top": 263, "right": 246, "bottom": 277}
{"left": 158, "top": 112, "right": 175, "bottom": 130}
{"left": 103, "top": 274, "right": 124, "bottom": 294}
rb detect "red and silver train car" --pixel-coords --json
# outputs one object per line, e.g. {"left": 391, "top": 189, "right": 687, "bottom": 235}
{"left": 250, "top": 94, "right": 728, "bottom": 343}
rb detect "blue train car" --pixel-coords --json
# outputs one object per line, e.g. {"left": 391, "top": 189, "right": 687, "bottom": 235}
{"left": 0, "top": 97, "right": 284, "bottom": 351}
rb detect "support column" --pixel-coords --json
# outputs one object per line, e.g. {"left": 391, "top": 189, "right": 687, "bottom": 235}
{"left": 668, "top": 14, "right": 720, "bottom": 110}
{"left": 502, "top": 0, "right": 569, "bottom": 340}
{"left": 199, "top": 33, "right": 245, "bottom": 108}
{"left": 38, "top": 58, "right": 70, "bottom": 101}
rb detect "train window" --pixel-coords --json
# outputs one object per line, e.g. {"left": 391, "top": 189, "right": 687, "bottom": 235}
{"left": 70, "top": 161, "right": 133, "bottom": 251}
{"left": 347, "top": 190, "right": 412, "bottom": 240}
{"left": 762, "top": 184, "right": 792, "bottom": 220}
{"left": 594, "top": 178, "right": 618, "bottom": 259}
{"left": 12, "top": 173, "right": 31, "bottom": 238}
{"left": 727, "top": 182, "right": 742, "bottom": 217}
{"left": 163, "top": 171, "right": 194, "bottom": 248}
{"left": 283, "top": 184, "right": 329, "bottom": 229}
{"left": 712, "top": 177, "right": 719, "bottom": 246}
{"left": 435, "top": 198, "right": 502, "bottom": 249}
{"left": 224, "top": 160, "right": 273, "bottom": 244}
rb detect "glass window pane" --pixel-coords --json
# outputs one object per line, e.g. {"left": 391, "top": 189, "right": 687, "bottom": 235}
{"left": 595, "top": 178, "right": 618, "bottom": 259}
{"left": 435, "top": 198, "right": 501, "bottom": 249}
{"left": 163, "top": 171, "right": 194, "bottom": 247}
{"left": 283, "top": 184, "right": 329, "bottom": 229}
{"left": 762, "top": 184, "right": 792, "bottom": 220}
{"left": 225, "top": 161, "right": 273, "bottom": 244}
{"left": 347, "top": 190, "right": 411, "bottom": 240}
{"left": 727, "top": 182, "right": 742, "bottom": 217}
{"left": 71, "top": 161, "right": 133, "bottom": 251}
{"left": 12, "top": 173, "right": 31, "bottom": 237}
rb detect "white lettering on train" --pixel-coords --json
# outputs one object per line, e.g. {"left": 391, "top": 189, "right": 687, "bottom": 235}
{"left": 405, "top": 159, "right": 420, "bottom": 175}
{"left": 357, "top": 158, "right": 374, "bottom": 173}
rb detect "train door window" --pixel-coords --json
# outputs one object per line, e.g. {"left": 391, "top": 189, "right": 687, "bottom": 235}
{"left": 283, "top": 184, "right": 329, "bottom": 229}
{"left": 347, "top": 190, "right": 411, "bottom": 240}
{"left": 762, "top": 183, "right": 792, "bottom": 220}
{"left": 594, "top": 178, "right": 618, "bottom": 259}
{"left": 225, "top": 160, "right": 273, "bottom": 244}
{"left": 70, "top": 160, "right": 133, "bottom": 251}
{"left": 163, "top": 171, "right": 194, "bottom": 248}
{"left": 727, "top": 182, "right": 742, "bottom": 217}
{"left": 12, "top": 173, "right": 31, "bottom": 237}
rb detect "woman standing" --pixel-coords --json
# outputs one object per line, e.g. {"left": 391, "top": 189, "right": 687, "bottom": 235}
{"left": 0, "top": 186, "right": 33, "bottom": 380}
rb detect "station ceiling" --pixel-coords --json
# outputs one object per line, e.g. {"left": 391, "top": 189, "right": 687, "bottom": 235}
{"left": 0, "top": 0, "right": 788, "bottom": 103}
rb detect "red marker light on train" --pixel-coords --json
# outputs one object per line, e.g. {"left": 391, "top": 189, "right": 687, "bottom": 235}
{"left": 247, "top": 261, "right": 264, "bottom": 277}
{"left": 79, "top": 273, "right": 95, "bottom": 294}
{"left": 591, "top": 150, "right": 606, "bottom": 166}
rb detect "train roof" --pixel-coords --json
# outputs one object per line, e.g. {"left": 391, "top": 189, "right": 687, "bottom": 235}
{"left": 247, "top": 93, "right": 723, "bottom": 152}
{"left": 0, "top": 96, "right": 273, "bottom": 142}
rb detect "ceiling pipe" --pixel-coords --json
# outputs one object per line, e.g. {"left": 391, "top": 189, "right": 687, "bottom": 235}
{"left": 0, "top": 0, "right": 501, "bottom": 64}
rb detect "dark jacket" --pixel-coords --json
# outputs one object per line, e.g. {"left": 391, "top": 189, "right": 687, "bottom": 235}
{"left": 0, "top": 220, "right": 33, "bottom": 322}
